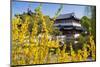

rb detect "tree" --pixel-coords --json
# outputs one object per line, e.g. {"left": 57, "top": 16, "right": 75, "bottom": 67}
{"left": 81, "top": 16, "right": 91, "bottom": 33}
{"left": 84, "top": 6, "right": 96, "bottom": 41}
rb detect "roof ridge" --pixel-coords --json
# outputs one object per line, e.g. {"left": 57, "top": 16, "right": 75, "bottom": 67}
{"left": 59, "top": 12, "right": 75, "bottom": 16}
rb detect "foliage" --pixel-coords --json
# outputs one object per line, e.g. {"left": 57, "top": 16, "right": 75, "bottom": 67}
{"left": 81, "top": 6, "right": 96, "bottom": 41}
{"left": 81, "top": 16, "right": 91, "bottom": 33}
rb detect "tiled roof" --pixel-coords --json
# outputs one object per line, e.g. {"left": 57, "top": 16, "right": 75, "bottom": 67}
{"left": 56, "top": 13, "right": 80, "bottom": 20}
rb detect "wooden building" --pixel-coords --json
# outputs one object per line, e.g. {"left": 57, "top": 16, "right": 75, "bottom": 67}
{"left": 54, "top": 13, "right": 86, "bottom": 43}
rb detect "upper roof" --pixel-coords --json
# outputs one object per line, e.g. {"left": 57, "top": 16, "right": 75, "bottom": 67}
{"left": 56, "top": 13, "right": 80, "bottom": 21}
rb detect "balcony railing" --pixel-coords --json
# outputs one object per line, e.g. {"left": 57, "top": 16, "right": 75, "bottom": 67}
{"left": 54, "top": 22, "right": 81, "bottom": 27}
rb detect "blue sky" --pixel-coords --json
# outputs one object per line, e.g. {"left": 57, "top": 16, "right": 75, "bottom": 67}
{"left": 12, "top": 1, "right": 92, "bottom": 19}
